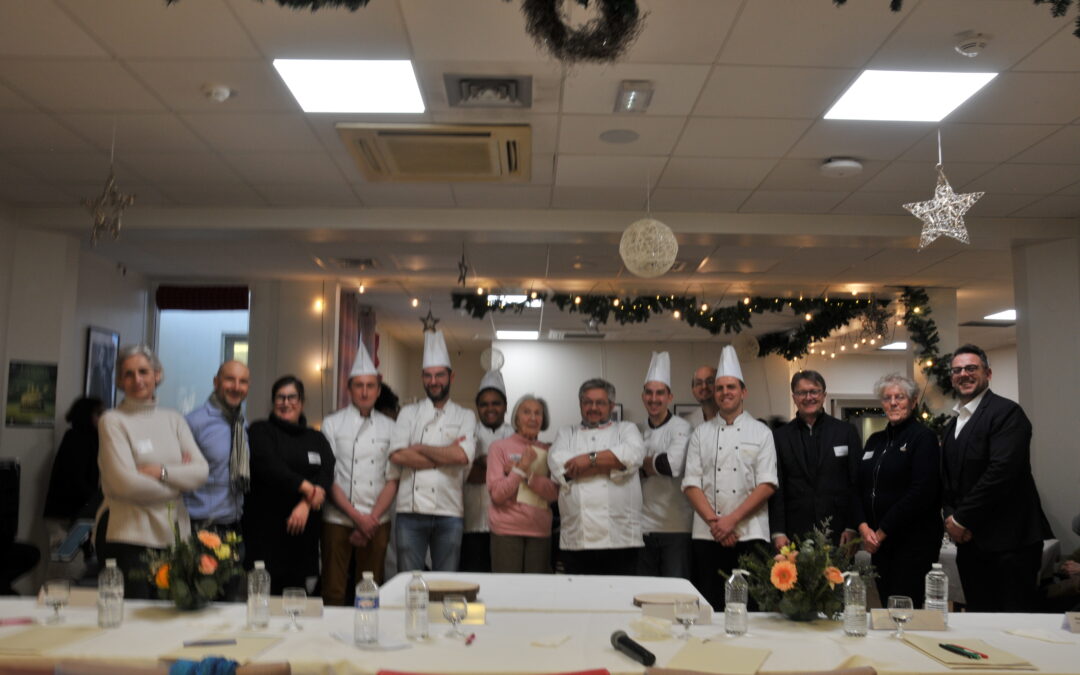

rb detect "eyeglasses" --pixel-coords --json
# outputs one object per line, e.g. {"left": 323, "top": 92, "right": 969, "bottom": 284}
{"left": 882, "top": 394, "right": 910, "bottom": 403}
{"left": 691, "top": 379, "right": 714, "bottom": 388}
{"left": 950, "top": 365, "right": 981, "bottom": 376}
{"left": 580, "top": 398, "right": 610, "bottom": 408}
{"left": 793, "top": 389, "right": 823, "bottom": 399}
{"left": 274, "top": 393, "right": 300, "bottom": 403}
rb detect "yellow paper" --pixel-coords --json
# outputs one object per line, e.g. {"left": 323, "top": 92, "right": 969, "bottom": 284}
{"left": 515, "top": 446, "right": 550, "bottom": 508}
{"left": 159, "top": 634, "right": 282, "bottom": 664}
{"left": 0, "top": 625, "right": 101, "bottom": 655}
{"left": 664, "top": 637, "right": 769, "bottom": 675}
{"left": 903, "top": 634, "right": 1035, "bottom": 670}
{"left": 870, "top": 608, "right": 946, "bottom": 631}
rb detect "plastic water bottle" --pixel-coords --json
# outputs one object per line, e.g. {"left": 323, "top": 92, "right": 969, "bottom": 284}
{"left": 354, "top": 571, "right": 379, "bottom": 644}
{"left": 246, "top": 561, "right": 270, "bottom": 629}
{"left": 405, "top": 571, "right": 429, "bottom": 640}
{"left": 842, "top": 571, "right": 867, "bottom": 637}
{"left": 924, "top": 562, "right": 949, "bottom": 626}
{"left": 97, "top": 558, "right": 124, "bottom": 628}
{"left": 724, "top": 569, "right": 749, "bottom": 636}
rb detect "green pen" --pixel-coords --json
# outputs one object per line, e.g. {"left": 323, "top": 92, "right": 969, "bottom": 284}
{"left": 939, "top": 643, "right": 981, "bottom": 659}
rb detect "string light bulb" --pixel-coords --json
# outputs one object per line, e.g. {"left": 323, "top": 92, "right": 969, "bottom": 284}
{"left": 922, "top": 411, "right": 930, "bottom": 420}
{"left": 840, "top": 345, "right": 846, "bottom": 351}
{"left": 830, "top": 352, "right": 837, "bottom": 359}
{"left": 530, "top": 291, "right": 538, "bottom": 299}
{"left": 673, "top": 310, "right": 682, "bottom": 319}
{"left": 924, "top": 359, "right": 933, "bottom": 367}
{"left": 476, "top": 287, "right": 484, "bottom": 295}
{"left": 896, "top": 319, "right": 904, "bottom": 326}
{"left": 574, "top": 296, "right": 582, "bottom": 305}
{"left": 410, "top": 298, "right": 419, "bottom": 308}
{"left": 358, "top": 284, "right": 365, "bottom": 294}
{"left": 743, "top": 297, "right": 751, "bottom": 305}
{"left": 701, "top": 303, "right": 708, "bottom": 311}
{"left": 804, "top": 313, "right": 812, "bottom": 321}
{"left": 613, "top": 298, "right": 620, "bottom": 307}
{"left": 913, "top": 307, "right": 922, "bottom": 314}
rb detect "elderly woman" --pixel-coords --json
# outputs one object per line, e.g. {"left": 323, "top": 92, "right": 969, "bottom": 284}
{"left": 242, "top": 375, "right": 334, "bottom": 594}
{"left": 486, "top": 395, "right": 559, "bottom": 573}
{"left": 854, "top": 373, "right": 943, "bottom": 605}
{"left": 97, "top": 345, "right": 208, "bottom": 599}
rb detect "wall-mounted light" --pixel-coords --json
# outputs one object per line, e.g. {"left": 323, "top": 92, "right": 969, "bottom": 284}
{"left": 313, "top": 298, "right": 324, "bottom": 313}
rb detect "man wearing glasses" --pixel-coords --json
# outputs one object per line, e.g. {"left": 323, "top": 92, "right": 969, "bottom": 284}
{"left": 768, "top": 370, "right": 862, "bottom": 551}
{"left": 685, "top": 365, "right": 719, "bottom": 428}
{"left": 942, "top": 344, "right": 1052, "bottom": 612}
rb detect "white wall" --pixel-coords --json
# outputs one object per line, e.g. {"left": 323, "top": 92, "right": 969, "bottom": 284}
{"left": 156, "top": 310, "right": 248, "bottom": 414}
{"left": 375, "top": 330, "right": 410, "bottom": 402}
{"left": 985, "top": 344, "right": 1018, "bottom": 404}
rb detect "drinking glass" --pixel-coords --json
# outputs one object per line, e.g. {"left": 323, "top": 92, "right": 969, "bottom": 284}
{"left": 887, "top": 595, "right": 914, "bottom": 639}
{"left": 282, "top": 587, "right": 306, "bottom": 631}
{"left": 673, "top": 598, "right": 699, "bottom": 639}
{"left": 442, "top": 594, "right": 468, "bottom": 637}
{"left": 44, "top": 579, "right": 71, "bottom": 624}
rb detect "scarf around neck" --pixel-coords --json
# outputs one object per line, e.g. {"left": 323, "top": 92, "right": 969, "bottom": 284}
{"left": 208, "top": 392, "right": 250, "bottom": 494}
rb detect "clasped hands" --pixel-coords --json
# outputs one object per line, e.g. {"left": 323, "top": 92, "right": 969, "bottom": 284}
{"left": 944, "top": 516, "right": 973, "bottom": 544}
{"left": 705, "top": 514, "right": 740, "bottom": 547}
{"left": 287, "top": 480, "right": 326, "bottom": 535}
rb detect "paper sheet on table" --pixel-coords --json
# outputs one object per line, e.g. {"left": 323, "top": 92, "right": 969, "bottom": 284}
{"left": 1006, "top": 627, "right": 1075, "bottom": 644}
{"left": 516, "top": 446, "right": 550, "bottom": 508}
{"left": 903, "top": 634, "right": 1035, "bottom": 670}
{"left": 0, "top": 625, "right": 102, "bottom": 655}
{"left": 269, "top": 595, "right": 323, "bottom": 617}
{"left": 159, "top": 634, "right": 282, "bottom": 663}
{"left": 662, "top": 637, "right": 769, "bottom": 675}
{"left": 870, "top": 608, "right": 946, "bottom": 631}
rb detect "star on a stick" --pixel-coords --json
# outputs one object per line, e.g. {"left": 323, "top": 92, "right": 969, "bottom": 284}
{"left": 420, "top": 310, "right": 440, "bottom": 332}
{"left": 903, "top": 168, "right": 982, "bottom": 251}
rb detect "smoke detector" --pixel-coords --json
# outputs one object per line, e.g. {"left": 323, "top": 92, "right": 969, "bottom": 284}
{"left": 955, "top": 31, "right": 991, "bottom": 58}
{"left": 202, "top": 83, "right": 235, "bottom": 103}
{"left": 819, "top": 157, "right": 863, "bottom": 178}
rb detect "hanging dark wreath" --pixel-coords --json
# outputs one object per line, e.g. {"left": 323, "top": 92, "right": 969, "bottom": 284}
{"left": 517, "top": 0, "right": 645, "bottom": 64}
{"left": 165, "top": 0, "right": 371, "bottom": 9}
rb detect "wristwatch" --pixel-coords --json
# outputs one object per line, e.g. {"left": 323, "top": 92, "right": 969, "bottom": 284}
{"left": 159, "top": 465, "right": 168, "bottom": 482}
{"left": 588, "top": 451, "right": 598, "bottom": 467}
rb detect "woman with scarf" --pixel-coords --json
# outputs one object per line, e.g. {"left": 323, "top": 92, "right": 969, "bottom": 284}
{"left": 243, "top": 375, "right": 335, "bottom": 594}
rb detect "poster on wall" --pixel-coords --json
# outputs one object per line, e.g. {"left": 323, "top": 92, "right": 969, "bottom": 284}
{"left": 5, "top": 360, "right": 58, "bottom": 428}
{"left": 85, "top": 326, "right": 119, "bottom": 408}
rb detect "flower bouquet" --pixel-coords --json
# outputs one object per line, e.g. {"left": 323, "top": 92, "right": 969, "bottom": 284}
{"left": 736, "top": 523, "right": 863, "bottom": 621}
{"left": 145, "top": 527, "right": 242, "bottom": 610}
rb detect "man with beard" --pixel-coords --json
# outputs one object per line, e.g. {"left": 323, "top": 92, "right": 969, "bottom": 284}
{"left": 390, "top": 330, "right": 477, "bottom": 571}
{"left": 942, "top": 343, "right": 1052, "bottom": 611}
{"left": 683, "top": 346, "right": 777, "bottom": 609}
{"left": 462, "top": 368, "right": 513, "bottom": 572}
{"left": 685, "top": 365, "right": 718, "bottom": 428}
{"left": 184, "top": 360, "right": 250, "bottom": 600}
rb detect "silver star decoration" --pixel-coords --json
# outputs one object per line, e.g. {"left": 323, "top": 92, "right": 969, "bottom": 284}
{"left": 457, "top": 253, "right": 469, "bottom": 286}
{"left": 903, "top": 168, "right": 982, "bottom": 251}
{"left": 83, "top": 169, "right": 135, "bottom": 245}
{"left": 420, "top": 310, "right": 440, "bottom": 332}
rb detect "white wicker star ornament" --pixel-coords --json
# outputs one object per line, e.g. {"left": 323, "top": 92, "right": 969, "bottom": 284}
{"left": 903, "top": 167, "right": 982, "bottom": 251}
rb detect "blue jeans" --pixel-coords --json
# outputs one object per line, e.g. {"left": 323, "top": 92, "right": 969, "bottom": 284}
{"left": 395, "top": 513, "right": 464, "bottom": 572}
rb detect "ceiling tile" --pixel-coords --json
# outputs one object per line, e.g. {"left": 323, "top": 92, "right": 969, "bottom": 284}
{"left": 900, "top": 123, "right": 1060, "bottom": 164}
{"left": 181, "top": 112, "right": 322, "bottom": 151}
{"left": 158, "top": 182, "right": 266, "bottom": 207}
{"left": 354, "top": 184, "right": 455, "bottom": 207}
{"left": 718, "top": 0, "right": 911, "bottom": 67}
{"left": 694, "top": 66, "right": 854, "bottom": 119}
{"left": 963, "top": 163, "right": 1080, "bottom": 194}
{"left": 5, "top": 151, "right": 125, "bottom": 183}
{"left": 1010, "top": 125, "right": 1080, "bottom": 164}
{"left": 0, "top": 181, "right": 75, "bottom": 205}
{"left": 224, "top": 151, "right": 346, "bottom": 184}
{"left": 624, "top": 0, "right": 740, "bottom": 64}
{"left": 1013, "top": 22, "right": 1080, "bottom": 72}
{"left": 531, "top": 154, "right": 554, "bottom": 185}
{"left": 0, "top": 0, "right": 108, "bottom": 57}
{"left": 844, "top": 247, "right": 956, "bottom": 279}
{"left": 0, "top": 113, "right": 94, "bottom": 151}
{"left": 1061, "top": 180, "right": 1080, "bottom": 196}
{"left": 786, "top": 121, "right": 931, "bottom": 161}
{"left": 228, "top": 0, "right": 411, "bottom": 58}
{"left": 562, "top": 64, "right": 711, "bottom": 116}
{"left": 0, "top": 60, "right": 165, "bottom": 112}
{"left": 57, "top": 0, "right": 259, "bottom": 59}
{"left": 120, "top": 151, "right": 244, "bottom": 183}
{"left": 253, "top": 182, "right": 361, "bottom": 207}
{"left": 1011, "top": 194, "right": 1080, "bottom": 218}
{"left": 758, "top": 158, "right": 886, "bottom": 192}
{"left": 0, "top": 81, "right": 31, "bottom": 111}
{"left": 546, "top": 244, "right": 626, "bottom": 274}
{"left": 830, "top": 192, "right": 911, "bottom": 216}
{"left": 650, "top": 188, "right": 749, "bottom": 212}
{"left": 551, "top": 187, "right": 647, "bottom": 210}
{"left": 659, "top": 157, "right": 776, "bottom": 190}
{"left": 67, "top": 182, "right": 170, "bottom": 207}
{"left": 696, "top": 251, "right": 781, "bottom": 274}
{"left": 963, "top": 192, "right": 1042, "bottom": 217}
{"left": 739, "top": 190, "right": 848, "bottom": 214}
{"left": 400, "top": 0, "right": 545, "bottom": 62}
{"left": 558, "top": 115, "right": 685, "bottom": 156}
{"left": 451, "top": 185, "right": 551, "bottom": 208}
{"left": 128, "top": 60, "right": 299, "bottom": 113}
{"left": 555, "top": 155, "right": 668, "bottom": 188}
{"left": 860, "top": 162, "right": 995, "bottom": 193}
{"left": 674, "top": 118, "right": 812, "bottom": 158}
{"left": 58, "top": 113, "right": 210, "bottom": 153}
{"left": 915, "top": 250, "right": 1014, "bottom": 280}
{"left": 951, "top": 73, "right": 1080, "bottom": 125}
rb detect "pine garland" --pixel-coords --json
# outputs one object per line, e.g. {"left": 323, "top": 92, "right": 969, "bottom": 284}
{"left": 899, "top": 286, "right": 953, "bottom": 395}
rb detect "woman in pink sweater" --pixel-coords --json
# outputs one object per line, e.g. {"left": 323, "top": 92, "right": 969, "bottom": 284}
{"left": 487, "top": 395, "right": 559, "bottom": 573}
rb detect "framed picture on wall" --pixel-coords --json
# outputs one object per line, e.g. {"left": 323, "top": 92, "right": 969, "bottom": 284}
{"left": 5, "top": 360, "right": 58, "bottom": 427}
{"left": 85, "top": 326, "right": 119, "bottom": 408}
{"left": 610, "top": 403, "right": 623, "bottom": 422}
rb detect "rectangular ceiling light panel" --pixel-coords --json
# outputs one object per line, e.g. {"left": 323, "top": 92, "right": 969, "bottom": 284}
{"left": 825, "top": 70, "right": 997, "bottom": 122}
{"left": 273, "top": 59, "right": 425, "bottom": 113}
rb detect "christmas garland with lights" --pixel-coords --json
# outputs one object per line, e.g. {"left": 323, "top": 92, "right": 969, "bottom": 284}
{"left": 834, "top": 0, "right": 1080, "bottom": 38}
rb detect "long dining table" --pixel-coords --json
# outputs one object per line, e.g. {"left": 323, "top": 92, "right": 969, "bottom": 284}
{"left": 1, "top": 573, "right": 1078, "bottom": 675}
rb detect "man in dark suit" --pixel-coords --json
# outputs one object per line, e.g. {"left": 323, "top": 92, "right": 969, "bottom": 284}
{"left": 769, "top": 370, "right": 862, "bottom": 550}
{"left": 942, "top": 344, "right": 1052, "bottom": 612}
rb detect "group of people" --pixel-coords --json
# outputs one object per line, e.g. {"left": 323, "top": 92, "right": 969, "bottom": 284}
{"left": 81, "top": 331, "right": 1058, "bottom": 615}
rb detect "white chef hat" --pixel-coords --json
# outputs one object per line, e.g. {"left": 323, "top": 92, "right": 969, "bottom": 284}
{"left": 422, "top": 330, "right": 451, "bottom": 369}
{"left": 644, "top": 351, "right": 671, "bottom": 388}
{"left": 715, "top": 344, "right": 744, "bottom": 384}
{"left": 478, "top": 369, "right": 506, "bottom": 397}
{"left": 349, "top": 340, "right": 378, "bottom": 377}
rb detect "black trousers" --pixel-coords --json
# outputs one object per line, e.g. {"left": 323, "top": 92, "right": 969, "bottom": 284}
{"left": 871, "top": 536, "right": 940, "bottom": 607}
{"left": 560, "top": 547, "right": 641, "bottom": 575}
{"left": 459, "top": 532, "right": 492, "bottom": 573}
{"left": 99, "top": 540, "right": 160, "bottom": 600}
{"left": 957, "top": 540, "right": 1042, "bottom": 612}
{"left": 691, "top": 539, "right": 768, "bottom": 610}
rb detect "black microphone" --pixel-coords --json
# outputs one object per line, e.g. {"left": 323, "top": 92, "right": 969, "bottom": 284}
{"left": 610, "top": 630, "right": 656, "bottom": 666}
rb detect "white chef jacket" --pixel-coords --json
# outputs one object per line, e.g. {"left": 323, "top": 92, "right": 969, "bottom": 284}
{"left": 682, "top": 411, "right": 778, "bottom": 543}
{"left": 390, "top": 398, "right": 477, "bottom": 518}
{"left": 548, "top": 420, "right": 645, "bottom": 551}
{"left": 685, "top": 407, "right": 707, "bottom": 429}
{"left": 464, "top": 422, "right": 513, "bottom": 533}
{"left": 641, "top": 413, "right": 693, "bottom": 534}
{"left": 321, "top": 406, "right": 398, "bottom": 527}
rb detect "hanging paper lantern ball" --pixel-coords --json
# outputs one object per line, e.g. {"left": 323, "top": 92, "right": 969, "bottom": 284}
{"left": 619, "top": 218, "right": 678, "bottom": 278}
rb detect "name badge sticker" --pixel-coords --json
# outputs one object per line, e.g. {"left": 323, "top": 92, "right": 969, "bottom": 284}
{"left": 307, "top": 451, "right": 322, "bottom": 465}
{"left": 862, "top": 450, "right": 875, "bottom": 461}
{"left": 134, "top": 439, "right": 154, "bottom": 455}
{"left": 833, "top": 445, "right": 849, "bottom": 457}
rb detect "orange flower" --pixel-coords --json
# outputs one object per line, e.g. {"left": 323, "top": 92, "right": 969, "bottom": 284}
{"left": 198, "top": 554, "right": 218, "bottom": 575}
{"left": 154, "top": 563, "right": 170, "bottom": 589}
{"left": 197, "top": 531, "right": 222, "bottom": 549}
{"left": 770, "top": 560, "right": 798, "bottom": 591}
{"left": 824, "top": 566, "right": 844, "bottom": 588}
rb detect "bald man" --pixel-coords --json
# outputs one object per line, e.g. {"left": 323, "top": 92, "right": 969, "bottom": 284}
{"left": 685, "top": 365, "right": 718, "bottom": 428}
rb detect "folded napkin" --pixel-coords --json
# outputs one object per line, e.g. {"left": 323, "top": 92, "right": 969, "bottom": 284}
{"left": 631, "top": 616, "right": 674, "bottom": 641}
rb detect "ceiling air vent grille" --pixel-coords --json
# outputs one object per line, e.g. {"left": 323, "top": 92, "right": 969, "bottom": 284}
{"left": 548, "top": 330, "right": 606, "bottom": 341}
{"left": 336, "top": 123, "right": 530, "bottom": 183}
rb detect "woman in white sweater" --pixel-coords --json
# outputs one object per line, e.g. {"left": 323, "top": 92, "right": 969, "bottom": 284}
{"left": 97, "top": 345, "right": 208, "bottom": 598}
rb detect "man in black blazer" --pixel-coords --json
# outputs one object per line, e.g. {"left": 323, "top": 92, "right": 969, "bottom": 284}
{"left": 942, "top": 344, "right": 1052, "bottom": 612}
{"left": 769, "top": 371, "right": 862, "bottom": 550}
